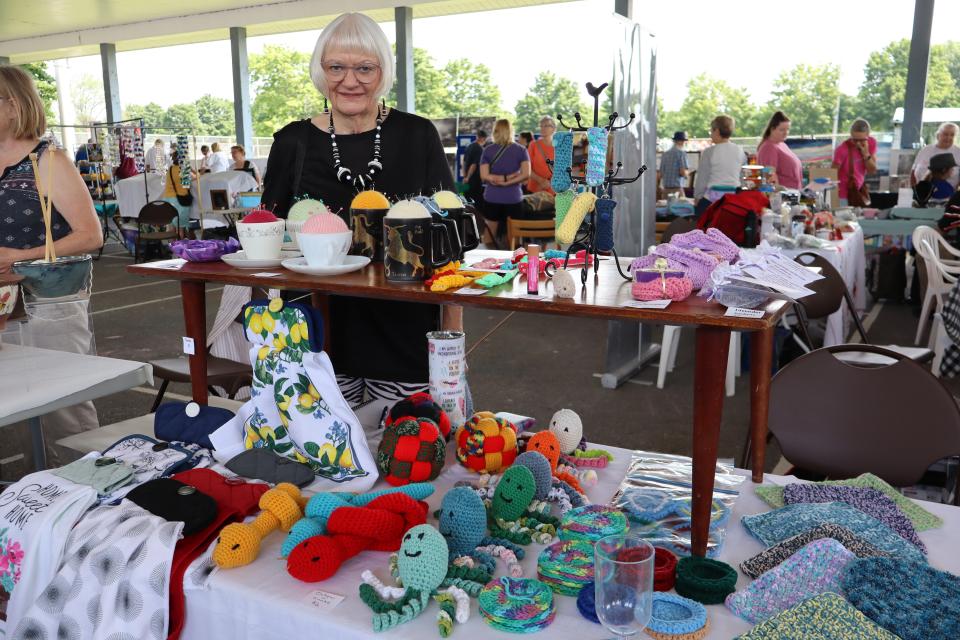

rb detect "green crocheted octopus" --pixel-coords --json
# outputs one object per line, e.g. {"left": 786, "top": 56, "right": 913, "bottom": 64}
{"left": 488, "top": 465, "right": 560, "bottom": 545}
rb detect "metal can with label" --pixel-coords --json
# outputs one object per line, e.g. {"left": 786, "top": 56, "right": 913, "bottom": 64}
{"left": 427, "top": 330, "right": 467, "bottom": 430}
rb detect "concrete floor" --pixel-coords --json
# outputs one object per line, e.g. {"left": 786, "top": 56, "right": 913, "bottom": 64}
{"left": 20, "top": 238, "right": 956, "bottom": 475}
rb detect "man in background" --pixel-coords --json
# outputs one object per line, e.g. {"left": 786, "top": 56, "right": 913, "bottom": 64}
{"left": 462, "top": 129, "right": 487, "bottom": 212}
{"left": 660, "top": 130, "right": 689, "bottom": 196}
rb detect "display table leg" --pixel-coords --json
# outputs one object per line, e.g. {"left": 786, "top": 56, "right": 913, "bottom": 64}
{"left": 749, "top": 325, "right": 774, "bottom": 482}
{"left": 691, "top": 326, "right": 730, "bottom": 557}
{"left": 29, "top": 416, "right": 46, "bottom": 470}
{"left": 310, "top": 292, "right": 332, "bottom": 356}
{"left": 181, "top": 280, "right": 208, "bottom": 404}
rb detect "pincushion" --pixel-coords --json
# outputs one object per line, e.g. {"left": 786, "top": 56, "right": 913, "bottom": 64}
{"left": 454, "top": 411, "right": 518, "bottom": 473}
{"left": 376, "top": 417, "right": 446, "bottom": 486}
{"left": 288, "top": 198, "right": 327, "bottom": 221}
{"left": 243, "top": 209, "right": 279, "bottom": 223}
{"left": 302, "top": 212, "right": 349, "bottom": 234}
{"left": 387, "top": 199, "right": 430, "bottom": 219}
{"left": 433, "top": 190, "right": 464, "bottom": 209}
{"left": 351, "top": 190, "right": 390, "bottom": 209}
{"left": 385, "top": 392, "right": 452, "bottom": 439}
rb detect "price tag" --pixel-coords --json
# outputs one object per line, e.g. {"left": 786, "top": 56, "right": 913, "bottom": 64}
{"left": 303, "top": 589, "right": 344, "bottom": 612}
{"left": 724, "top": 307, "right": 765, "bottom": 318}
{"left": 182, "top": 337, "right": 195, "bottom": 355}
{"left": 454, "top": 287, "right": 487, "bottom": 296}
{"left": 253, "top": 272, "right": 284, "bottom": 278}
{"left": 154, "top": 259, "right": 185, "bottom": 270}
{"left": 623, "top": 299, "right": 671, "bottom": 309}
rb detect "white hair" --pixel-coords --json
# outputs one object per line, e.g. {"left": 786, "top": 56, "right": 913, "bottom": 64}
{"left": 937, "top": 122, "right": 959, "bottom": 136}
{"left": 309, "top": 13, "right": 394, "bottom": 101}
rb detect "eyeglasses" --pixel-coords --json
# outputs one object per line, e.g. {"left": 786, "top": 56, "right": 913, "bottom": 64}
{"left": 321, "top": 62, "right": 381, "bottom": 83}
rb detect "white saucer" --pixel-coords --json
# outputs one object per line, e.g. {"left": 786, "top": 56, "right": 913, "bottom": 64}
{"left": 281, "top": 255, "right": 370, "bottom": 276}
{"left": 222, "top": 250, "right": 302, "bottom": 268}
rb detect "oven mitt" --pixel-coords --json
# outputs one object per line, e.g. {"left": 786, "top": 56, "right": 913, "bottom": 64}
{"left": 51, "top": 455, "right": 135, "bottom": 496}
{"left": 155, "top": 401, "right": 235, "bottom": 449}
{"left": 126, "top": 477, "right": 217, "bottom": 536}
{"left": 225, "top": 448, "right": 315, "bottom": 487}
{"left": 102, "top": 434, "right": 199, "bottom": 485}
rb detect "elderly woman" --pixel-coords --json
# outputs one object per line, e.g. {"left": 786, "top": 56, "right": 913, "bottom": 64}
{"left": 0, "top": 66, "right": 102, "bottom": 273}
{"left": 832, "top": 118, "right": 876, "bottom": 205}
{"left": 912, "top": 122, "right": 960, "bottom": 188}
{"left": 230, "top": 144, "right": 261, "bottom": 188}
{"left": 757, "top": 111, "right": 802, "bottom": 189}
{"left": 526, "top": 115, "right": 556, "bottom": 195}
{"left": 479, "top": 118, "right": 530, "bottom": 240}
{"left": 261, "top": 12, "right": 456, "bottom": 405}
{"left": 693, "top": 114, "right": 747, "bottom": 216}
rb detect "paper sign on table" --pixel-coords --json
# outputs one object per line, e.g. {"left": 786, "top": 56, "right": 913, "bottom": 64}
{"left": 623, "top": 299, "right": 671, "bottom": 309}
{"left": 253, "top": 272, "right": 284, "bottom": 278}
{"left": 513, "top": 293, "right": 547, "bottom": 301}
{"left": 153, "top": 259, "right": 185, "bottom": 270}
{"left": 303, "top": 589, "right": 344, "bottom": 612}
{"left": 725, "top": 307, "right": 765, "bottom": 318}
{"left": 454, "top": 287, "right": 488, "bottom": 296}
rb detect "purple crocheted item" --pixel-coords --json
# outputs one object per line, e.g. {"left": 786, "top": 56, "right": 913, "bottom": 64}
{"left": 783, "top": 484, "right": 926, "bottom": 553}
{"left": 726, "top": 538, "right": 855, "bottom": 624}
{"left": 630, "top": 245, "right": 719, "bottom": 290}
{"left": 669, "top": 228, "right": 740, "bottom": 263}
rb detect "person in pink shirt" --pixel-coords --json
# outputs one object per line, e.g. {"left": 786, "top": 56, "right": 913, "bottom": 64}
{"left": 832, "top": 118, "right": 877, "bottom": 203}
{"left": 757, "top": 111, "right": 803, "bottom": 189}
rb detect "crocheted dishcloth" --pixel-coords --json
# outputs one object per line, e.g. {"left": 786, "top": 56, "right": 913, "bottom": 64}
{"left": 537, "top": 538, "right": 594, "bottom": 595}
{"left": 558, "top": 505, "right": 628, "bottom": 541}
{"left": 645, "top": 592, "right": 708, "bottom": 638}
{"left": 842, "top": 557, "right": 960, "bottom": 640}
{"left": 654, "top": 546, "right": 678, "bottom": 591}
{"left": 632, "top": 275, "right": 693, "bottom": 302}
{"left": 736, "top": 592, "right": 900, "bottom": 640}
{"left": 782, "top": 484, "right": 925, "bottom": 551}
{"left": 754, "top": 474, "right": 943, "bottom": 531}
{"left": 740, "top": 523, "right": 888, "bottom": 579}
{"left": 740, "top": 502, "right": 926, "bottom": 563}
{"left": 669, "top": 228, "right": 740, "bottom": 263}
{"left": 479, "top": 577, "right": 556, "bottom": 633}
{"left": 726, "top": 539, "right": 855, "bottom": 623}
{"left": 551, "top": 132, "right": 573, "bottom": 192}
{"left": 674, "top": 556, "right": 737, "bottom": 605}
{"left": 630, "top": 245, "right": 720, "bottom": 290}
{"left": 514, "top": 451, "right": 554, "bottom": 501}
{"left": 576, "top": 582, "right": 599, "bottom": 623}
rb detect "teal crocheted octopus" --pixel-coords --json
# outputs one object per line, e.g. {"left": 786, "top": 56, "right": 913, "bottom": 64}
{"left": 360, "top": 524, "right": 487, "bottom": 636}
{"left": 438, "top": 487, "right": 525, "bottom": 578}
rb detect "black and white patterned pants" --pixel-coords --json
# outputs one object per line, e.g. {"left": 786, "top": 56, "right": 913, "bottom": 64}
{"left": 335, "top": 376, "right": 429, "bottom": 408}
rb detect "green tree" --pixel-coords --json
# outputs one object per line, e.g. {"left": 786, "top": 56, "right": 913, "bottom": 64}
{"left": 21, "top": 62, "right": 57, "bottom": 123}
{"left": 123, "top": 102, "right": 165, "bottom": 128}
{"left": 514, "top": 72, "right": 587, "bottom": 133}
{"left": 194, "top": 94, "right": 234, "bottom": 136}
{"left": 163, "top": 103, "right": 202, "bottom": 132}
{"left": 438, "top": 59, "right": 500, "bottom": 117}
{"left": 387, "top": 47, "right": 448, "bottom": 119}
{"left": 659, "top": 74, "right": 760, "bottom": 139}
{"left": 249, "top": 45, "right": 324, "bottom": 137}
{"left": 766, "top": 63, "right": 843, "bottom": 135}
{"left": 70, "top": 73, "right": 104, "bottom": 125}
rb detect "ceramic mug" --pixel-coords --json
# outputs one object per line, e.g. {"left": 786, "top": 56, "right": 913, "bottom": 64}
{"left": 444, "top": 206, "right": 481, "bottom": 260}
{"left": 350, "top": 208, "right": 388, "bottom": 261}
{"left": 383, "top": 216, "right": 453, "bottom": 282}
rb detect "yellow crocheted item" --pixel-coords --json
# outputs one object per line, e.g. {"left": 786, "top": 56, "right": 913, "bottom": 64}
{"left": 213, "top": 483, "right": 304, "bottom": 569}
{"left": 556, "top": 192, "right": 597, "bottom": 244}
{"left": 431, "top": 274, "right": 475, "bottom": 292}
{"left": 351, "top": 190, "right": 391, "bottom": 209}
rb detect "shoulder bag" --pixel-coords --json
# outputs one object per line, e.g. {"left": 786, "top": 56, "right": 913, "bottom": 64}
{"left": 846, "top": 141, "right": 871, "bottom": 208}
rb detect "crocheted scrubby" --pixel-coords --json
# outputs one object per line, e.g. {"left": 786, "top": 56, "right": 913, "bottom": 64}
{"left": 537, "top": 538, "right": 595, "bottom": 595}
{"left": 754, "top": 474, "right": 943, "bottom": 532}
{"left": 576, "top": 582, "right": 599, "bottom": 623}
{"left": 782, "top": 484, "right": 925, "bottom": 551}
{"left": 726, "top": 539, "right": 855, "bottom": 624}
{"left": 479, "top": 577, "right": 556, "bottom": 633}
{"left": 736, "top": 592, "right": 900, "bottom": 640}
{"left": 558, "top": 505, "right": 628, "bottom": 541}
{"left": 674, "top": 556, "right": 737, "bottom": 605}
{"left": 842, "top": 557, "right": 960, "bottom": 640}
{"left": 645, "top": 592, "right": 709, "bottom": 640}
{"left": 740, "top": 502, "right": 926, "bottom": 563}
{"left": 654, "top": 547, "right": 678, "bottom": 591}
{"left": 551, "top": 132, "right": 573, "bottom": 192}
{"left": 740, "top": 523, "right": 888, "bottom": 579}
{"left": 514, "top": 451, "right": 553, "bottom": 501}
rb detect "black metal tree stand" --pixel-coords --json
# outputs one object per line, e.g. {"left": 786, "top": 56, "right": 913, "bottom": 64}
{"left": 553, "top": 82, "right": 647, "bottom": 284}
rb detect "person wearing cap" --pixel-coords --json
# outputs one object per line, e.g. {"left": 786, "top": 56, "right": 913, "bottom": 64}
{"left": 912, "top": 123, "right": 960, "bottom": 189}
{"left": 660, "top": 130, "right": 689, "bottom": 196}
{"left": 914, "top": 153, "right": 957, "bottom": 205}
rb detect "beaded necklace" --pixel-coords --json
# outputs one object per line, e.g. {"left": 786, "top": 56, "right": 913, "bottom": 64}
{"left": 328, "top": 107, "right": 383, "bottom": 189}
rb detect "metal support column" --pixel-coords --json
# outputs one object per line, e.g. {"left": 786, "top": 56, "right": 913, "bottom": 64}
{"left": 230, "top": 27, "right": 253, "bottom": 151}
{"left": 901, "top": 0, "right": 935, "bottom": 149}
{"left": 0, "top": 56, "right": 10, "bottom": 66}
{"left": 395, "top": 6, "right": 415, "bottom": 114}
{"left": 100, "top": 43, "right": 121, "bottom": 122}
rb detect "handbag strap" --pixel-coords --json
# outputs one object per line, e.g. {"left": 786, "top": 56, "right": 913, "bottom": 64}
{"left": 291, "top": 139, "right": 307, "bottom": 204}
{"left": 488, "top": 143, "right": 510, "bottom": 173}
{"left": 846, "top": 141, "right": 859, "bottom": 187}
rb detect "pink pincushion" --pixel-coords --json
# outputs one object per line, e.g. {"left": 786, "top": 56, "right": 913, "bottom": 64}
{"left": 301, "top": 213, "right": 349, "bottom": 234}
{"left": 242, "top": 209, "right": 279, "bottom": 223}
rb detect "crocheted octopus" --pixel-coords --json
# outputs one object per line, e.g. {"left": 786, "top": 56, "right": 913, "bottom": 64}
{"left": 526, "top": 430, "right": 590, "bottom": 494}
{"left": 485, "top": 465, "right": 561, "bottom": 545}
{"left": 438, "top": 487, "right": 525, "bottom": 578}
{"left": 360, "top": 524, "right": 474, "bottom": 637}
{"left": 548, "top": 409, "right": 614, "bottom": 469}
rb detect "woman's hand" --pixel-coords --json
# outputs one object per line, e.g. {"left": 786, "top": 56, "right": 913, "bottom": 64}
{"left": 0, "top": 247, "right": 25, "bottom": 273}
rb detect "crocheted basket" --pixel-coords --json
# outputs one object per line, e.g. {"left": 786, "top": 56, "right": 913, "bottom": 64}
{"left": 376, "top": 417, "right": 445, "bottom": 486}
{"left": 454, "top": 411, "right": 518, "bottom": 473}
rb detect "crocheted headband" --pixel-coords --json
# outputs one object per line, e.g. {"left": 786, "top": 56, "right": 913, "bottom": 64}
{"left": 726, "top": 538, "right": 855, "bottom": 624}
{"left": 740, "top": 523, "right": 888, "bottom": 579}
{"left": 646, "top": 593, "right": 709, "bottom": 640}
{"left": 674, "top": 556, "right": 737, "bottom": 605}
{"left": 737, "top": 593, "right": 900, "bottom": 640}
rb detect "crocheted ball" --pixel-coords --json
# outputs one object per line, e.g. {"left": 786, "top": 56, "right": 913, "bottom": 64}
{"left": 576, "top": 582, "right": 599, "bottom": 623}
{"left": 492, "top": 465, "right": 537, "bottom": 522}
{"left": 514, "top": 451, "right": 553, "bottom": 501}
{"left": 525, "top": 430, "right": 562, "bottom": 472}
{"left": 385, "top": 392, "right": 452, "bottom": 439}
{"left": 377, "top": 417, "right": 445, "bottom": 486}
{"left": 397, "top": 524, "right": 449, "bottom": 593}
{"left": 675, "top": 556, "right": 737, "bottom": 605}
{"left": 842, "top": 557, "right": 960, "bottom": 640}
{"left": 645, "top": 593, "right": 709, "bottom": 640}
{"left": 438, "top": 487, "right": 487, "bottom": 556}
{"left": 559, "top": 505, "right": 628, "bottom": 541}
{"left": 454, "top": 411, "right": 518, "bottom": 473}
{"left": 548, "top": 409, "right": 583, "bottom": 455}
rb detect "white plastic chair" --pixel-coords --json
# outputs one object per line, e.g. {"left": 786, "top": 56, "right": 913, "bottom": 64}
{"left": 914, "top": 234, "right": 960, "bottom": 345}
{"left": 657, "top": 327, "right": 740, "bottom": 397}
{"left": 931, "top": 312, "right": 951, "bottom": 377}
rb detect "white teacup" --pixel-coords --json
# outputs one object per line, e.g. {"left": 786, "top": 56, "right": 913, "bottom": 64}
{"left": 236, "top": 220, "right": 284, "bottom": 260}
{"left": 298, "top": 231, "right": 352, "bottom": 268}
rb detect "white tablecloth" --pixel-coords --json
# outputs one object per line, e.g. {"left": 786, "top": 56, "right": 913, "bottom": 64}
{"left": 784, "top": 223, "right": 866, "bottom": 346}
{"left": 181, "top": 441, "right": 960, "bottom": 640}
{"left": 114, "top": 171, "right": 257, "bottom": 220}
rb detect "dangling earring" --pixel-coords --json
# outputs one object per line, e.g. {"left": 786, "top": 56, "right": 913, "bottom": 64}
{"left": 323, "top": 97, "right": 329, "bottom": 113}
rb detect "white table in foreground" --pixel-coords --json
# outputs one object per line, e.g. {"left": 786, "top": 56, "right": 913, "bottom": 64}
{"left": 0, "top": 344, "right": 153, "bottom": 469}
{"left": 181, "top": 444, "right": 960, "bottom": 640}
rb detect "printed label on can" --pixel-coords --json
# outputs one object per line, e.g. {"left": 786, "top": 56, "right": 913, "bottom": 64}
{"left": 427, "top": 331, "right": 467, "bottom": 429}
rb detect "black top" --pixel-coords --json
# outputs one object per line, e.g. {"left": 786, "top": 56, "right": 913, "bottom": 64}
{"left": 261, "top": 109, "right": 455, "bottom": 383}
{"left": 0, "top": 141, "right": 71, "bottom": 250}
{"left": 238, "top": 160, "right": 257, "bottom": 179}
{"left": 463, "top": 141, "right": 484, "bottom": 189}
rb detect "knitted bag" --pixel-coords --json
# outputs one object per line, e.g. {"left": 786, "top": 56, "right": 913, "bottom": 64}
{"left": 736, "top": 592, "right": 900, "bottom": 640}
{"left": 740, "top": 502, "right": 926, "bottom": 563}
{"left": 454, "top": 411, "right": 518, "bottom": 473}
{"left": 551, "top": 132, "right": 574, "bottom": 192}
{"left": 740, "top": 523, "right": 888, "bottom": 579}
{"left": 726, "top": 539, "right": 855, "bottom": 623}
{"left": 842, "top": 557, "right": 960, "bottom": 640}
{"left": 630, "top": 244, "right": 720, "bottom": 290}
{"left": 586, "top": 127, "right": 608, "bottom": 187}
{"left": 209, "top": 299, "right": 378, "bottom": 492}
{"left": 376, "top": 417, "right": 445, "bottom": 486}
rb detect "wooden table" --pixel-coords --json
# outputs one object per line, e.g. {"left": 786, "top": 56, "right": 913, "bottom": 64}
{"left": 128, "top": 251, "right": 787, "bottom": 556}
